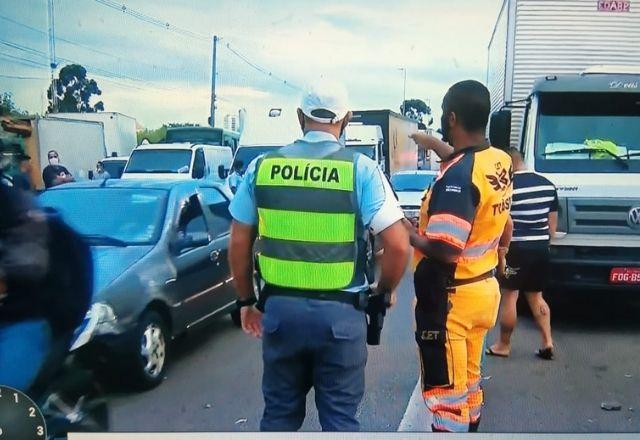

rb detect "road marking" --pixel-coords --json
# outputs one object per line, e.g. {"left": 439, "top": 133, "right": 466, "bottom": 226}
{"left": 398, "top": 379, "right": 433, "bottom": 432}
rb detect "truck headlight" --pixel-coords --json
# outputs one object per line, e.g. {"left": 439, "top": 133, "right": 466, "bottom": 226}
{"left": 70, "top": 303, "right": 119, "bottom": 351}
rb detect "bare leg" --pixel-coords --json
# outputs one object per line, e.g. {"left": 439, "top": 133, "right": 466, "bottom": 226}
{"left": 525, "top": 291, "right": 553, "bottom": 349}
{"left": 488, "top": 289, "right": 518, "bottom": 356}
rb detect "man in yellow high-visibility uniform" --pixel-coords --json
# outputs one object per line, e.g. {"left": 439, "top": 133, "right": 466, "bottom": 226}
{"left": 406, "top": 80, "right": 513, "bottom": 433}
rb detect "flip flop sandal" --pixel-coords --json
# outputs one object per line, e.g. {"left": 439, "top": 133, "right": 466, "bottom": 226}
{"left": 536, "top": 347, "right": 554, "bottom": 360}
{"left": 485, "top": 347, "right": 509, "bottom": 358}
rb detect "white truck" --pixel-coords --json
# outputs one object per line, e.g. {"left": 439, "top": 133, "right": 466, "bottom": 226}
{"left": 23, "top": 117, "right": 107, "bottom": 189}
{"left": 488, "top": 0, "right": 640, "bottom": 291}
{"left": 345, "top": 123, "right": 384, "bottom": 165}
{"left": 49, "top": 112, "right": 138, "bottom": 157}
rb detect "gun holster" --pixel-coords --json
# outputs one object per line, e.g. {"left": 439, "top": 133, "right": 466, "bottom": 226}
{"left": 363, "top": 289, "right": 391, "bottom": 346}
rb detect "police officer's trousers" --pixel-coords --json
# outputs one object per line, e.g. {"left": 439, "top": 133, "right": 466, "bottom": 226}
{"left": 260, "top": 296, "right": 367, "bottom": 432}
{"left": 414, "top": 260, "right": 500, "bottom": 432}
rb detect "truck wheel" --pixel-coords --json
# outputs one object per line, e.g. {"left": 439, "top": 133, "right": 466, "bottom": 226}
{"left": 124, "top": 311, "right": 169, "bottom": 390}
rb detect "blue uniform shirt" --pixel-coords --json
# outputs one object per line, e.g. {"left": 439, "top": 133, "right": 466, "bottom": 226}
{"left": 229, "top": 130, "right": 404, "bottom": 292}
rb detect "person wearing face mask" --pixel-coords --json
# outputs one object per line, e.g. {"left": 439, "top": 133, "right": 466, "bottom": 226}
{"left": 403, "top": 80, "right": 513, "bottom": 432}
{"left": 228, "top": 80, "right": 409, "bottom": 431}
{"left": 42, "top": 150, "right": 74, "bottom": 189}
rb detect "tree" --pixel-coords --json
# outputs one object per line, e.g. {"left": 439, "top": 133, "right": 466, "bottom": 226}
{"left": 0, "top": 92, "right": 26, "bottom": 116}
{"left": 47, "top": 64, "right": 104, "bottom": 113}
{"left": 136, "top": 125, "right": 167, "bottom": 144}
{"left": 401, "top": 98, "right": 433, "bottom": 126}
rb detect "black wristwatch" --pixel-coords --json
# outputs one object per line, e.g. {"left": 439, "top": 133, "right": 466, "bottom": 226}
{"left": 236, "top": 296, "right": 257, "bottom": 309}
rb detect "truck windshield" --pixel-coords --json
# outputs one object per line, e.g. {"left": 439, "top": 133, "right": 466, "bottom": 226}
{"left": 535, "top": 92, "right": 640, "bottom": 173}
{"left": 126, "top": 149, "right": 192, "bottom": 173}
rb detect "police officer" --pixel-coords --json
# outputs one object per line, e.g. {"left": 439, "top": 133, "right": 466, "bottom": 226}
{"left": 228, "top": 81, "right": 409, "bottom": 432}
{"left": 405, "top": 80, "right": 513, "bottom": 432}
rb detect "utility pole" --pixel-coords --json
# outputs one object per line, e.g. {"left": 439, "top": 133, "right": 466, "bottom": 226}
{"left": 47, "top": 0, "right": 58, "bottom": 113}
{"left": 399, "top": 67, "right": 407, "bottom": 117}
{"left": 210, "top": 35, "right": 218, "bottom": 127}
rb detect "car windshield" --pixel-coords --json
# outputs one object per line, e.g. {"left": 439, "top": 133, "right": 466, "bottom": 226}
{"left": 232, "top": 147, "right": 280, "bottom": 173}
{"left": 102, "top": 160, "right": 127, "bottom": 178}
{"left": 391, "top": 173, "right": 436, "bottom": 192}
{"left": 39, "top": 188, "right": 167, "bottom": 245}
{"left": 347, "top": 146, "right": 376, "bottom": 159}
{"left": 126, "top": 149, "right": 192, "bottom": 173}
{"left": 535, "top": 92, "right": 640, "bottom": 173}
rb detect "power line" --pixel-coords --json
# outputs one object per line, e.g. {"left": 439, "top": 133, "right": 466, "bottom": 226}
{"left": 223, "top": 42, "right": 303, "bottom": 91}
{"left": 88, "top": 2, "right": 301, "bottom": 91}
{"left": 92, "top": 0, "right": 209, "bottom": 42}
{"left": 0, "top": 35, "right": 181, "bottom": 92}
{"left": 0, "top": 14, "right": 207, "bottom": 84}
{"left": 0, "top": 73, "right": 48, "bottom": 80}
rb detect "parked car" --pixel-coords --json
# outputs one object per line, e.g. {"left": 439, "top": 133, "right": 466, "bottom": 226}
{"left": 39, "top": 179, "right": 238, "bottom": 389}
{"left": 122, "top": 143, "right": 232, "bottom": 184}
{"left": 390, "top": 170, "right": 438, "bottom": 223}
{"left": 100, "top": 155, "right": 129, "bottom": 179}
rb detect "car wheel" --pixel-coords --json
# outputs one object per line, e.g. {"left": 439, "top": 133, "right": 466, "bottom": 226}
{"left": 126, "top": 311, "right": 169, "bottom": 390}
{"left": 231, "top": 307, "right": 242, "bottom": 328}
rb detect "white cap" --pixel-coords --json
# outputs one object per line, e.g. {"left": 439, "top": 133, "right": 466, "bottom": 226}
{"left": 300, "top": 80, "right": 350, "bottom": 124}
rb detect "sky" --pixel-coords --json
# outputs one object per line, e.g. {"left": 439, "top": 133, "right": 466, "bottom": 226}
{"left": 0, "top": 0, "right": 504, "bottom": 144}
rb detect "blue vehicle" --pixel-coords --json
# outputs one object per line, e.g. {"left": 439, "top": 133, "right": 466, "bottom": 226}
{"left": 39, "top": 179, "right": 238, "bottom": 389}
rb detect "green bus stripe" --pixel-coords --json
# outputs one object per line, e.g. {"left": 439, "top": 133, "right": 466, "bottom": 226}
{"left": 258, "top": 237, "right": 355, "bottom": 263}
{"left": 256, "top": 158, "right": 354, "bottom": 191}
{"left": 258, "top": 254, "right": 354, "bottom": 291}
{"left": 258, "top": 208, "right": 355, "bottom": 243}
{"left": 255, "top": 186, "right": 354, "bottom": 213}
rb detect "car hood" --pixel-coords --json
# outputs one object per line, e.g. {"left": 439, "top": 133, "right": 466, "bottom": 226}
{"left": 91, "top": 245, "right": 154, "bottom": 295}
{"left": 396, "top": 191, "right": 424, "bottom": 208}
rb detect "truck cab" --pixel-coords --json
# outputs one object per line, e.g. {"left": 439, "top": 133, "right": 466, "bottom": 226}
{"left": 345, "top": 123, "right": 384, "bottom": 170}
{"left": 500, "top": 67, "right": 640, "bottom": 290}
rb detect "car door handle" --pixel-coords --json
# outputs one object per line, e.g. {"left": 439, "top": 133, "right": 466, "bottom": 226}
{"left": 210, "top": 250, "right": 221, "bottom": 262}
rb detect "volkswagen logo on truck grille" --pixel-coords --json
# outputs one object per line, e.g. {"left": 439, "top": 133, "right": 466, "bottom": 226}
{"left": 629, "top": 207, "right": 640, "bottom": 229}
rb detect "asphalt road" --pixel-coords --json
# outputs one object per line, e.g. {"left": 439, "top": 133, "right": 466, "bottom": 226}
{"left": 108, "top": 272, "right": 419, "bottom": 432}
{"left": 107, "top": 271, "right": 640, "bottom": 433}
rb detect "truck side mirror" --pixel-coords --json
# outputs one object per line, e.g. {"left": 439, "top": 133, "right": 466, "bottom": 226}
{"left": 489, "top": 110, "right": 512, "bottom": 151}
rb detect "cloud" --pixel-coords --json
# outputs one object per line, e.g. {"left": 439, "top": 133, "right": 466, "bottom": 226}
{"left": 2, "top": 0, "right": 503, "bottom": 135}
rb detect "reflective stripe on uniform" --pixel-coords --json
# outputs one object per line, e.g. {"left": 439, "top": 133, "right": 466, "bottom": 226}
{"left": 258, "top": 208, "right": 355, "bottom": 243}
{"left": 257, "top": 254, "right": 354, "bottom": 291}
{"left": 460, "top": 237, "right": 500, "bottom": 260}
{"left": 425, "top": 213, "right": 472, "bottom": 249}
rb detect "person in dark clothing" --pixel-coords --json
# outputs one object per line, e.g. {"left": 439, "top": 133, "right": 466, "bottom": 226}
{"left": 0, "top": 184, "right": 52, "bottom": 390}
{"left": 42, "top": 150, "right": 74, "bottom": 189}
{"left": 12, "top": 152, "right": 34, "bottom": 191}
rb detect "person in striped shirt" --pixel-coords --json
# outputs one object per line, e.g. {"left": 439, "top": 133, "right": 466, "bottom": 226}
{"left": 487, "top": 148, "right": 558, "bottom": 360}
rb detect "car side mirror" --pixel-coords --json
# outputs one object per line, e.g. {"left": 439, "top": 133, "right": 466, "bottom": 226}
{"left": 218, "top": 165, "right": 229, "bottom": 179}
{"left": 489, "top": 110, "right": 512, "bottom": 151}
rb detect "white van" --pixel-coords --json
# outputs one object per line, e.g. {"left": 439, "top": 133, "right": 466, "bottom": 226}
{"left": 121, "top": 143, "right": 232, "bottom": 183}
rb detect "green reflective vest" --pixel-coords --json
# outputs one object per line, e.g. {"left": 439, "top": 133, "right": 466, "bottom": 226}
{"left": 254, "top": 149, "right": 363, "bottom": 291}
